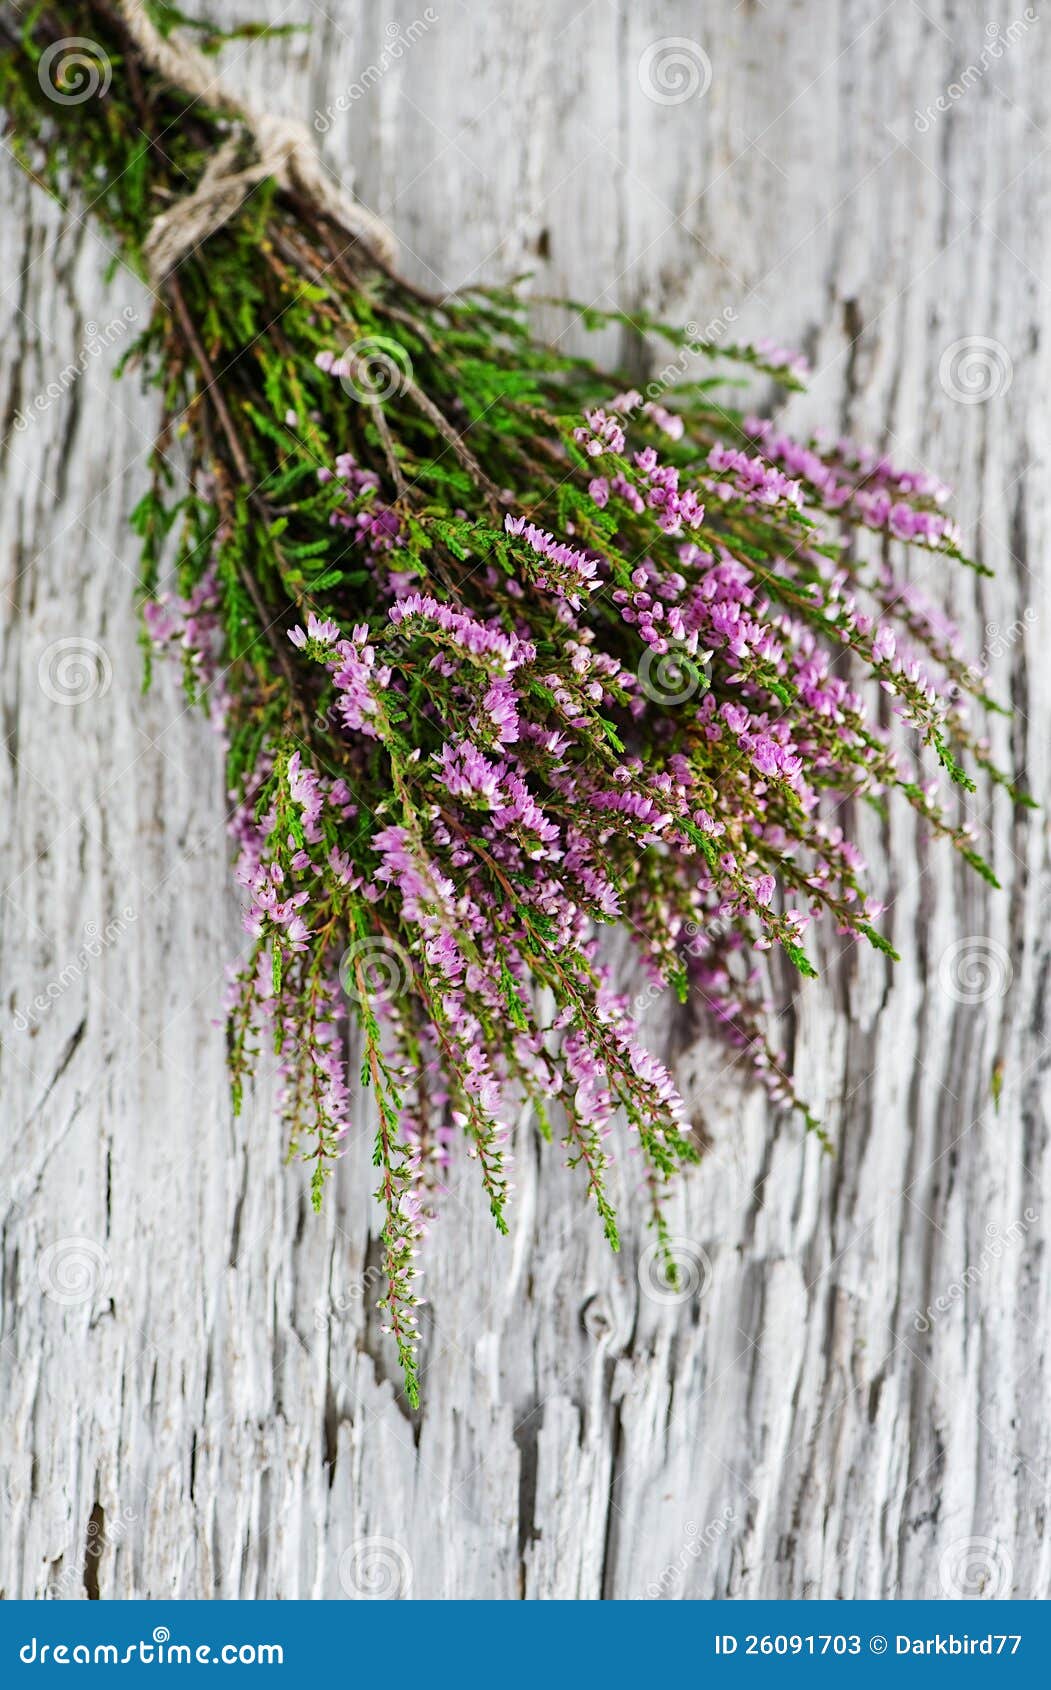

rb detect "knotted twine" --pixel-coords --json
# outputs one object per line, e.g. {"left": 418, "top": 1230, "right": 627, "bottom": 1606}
{"left": 115, "top": 0, "right": 398, "bottom": 283}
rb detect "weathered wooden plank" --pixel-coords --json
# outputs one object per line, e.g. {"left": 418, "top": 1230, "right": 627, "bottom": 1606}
{"left": 1, "top": 0, "right": 1048, "bottom": 1600}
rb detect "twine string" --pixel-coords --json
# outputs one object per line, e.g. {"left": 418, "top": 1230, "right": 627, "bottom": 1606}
{"left": 115, "top": 0, "right": 398, "bottom": 281}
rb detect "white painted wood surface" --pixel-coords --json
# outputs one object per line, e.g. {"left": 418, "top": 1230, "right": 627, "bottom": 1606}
{"left": 2, "top": 0, "right": 1049, "bottom": 1599}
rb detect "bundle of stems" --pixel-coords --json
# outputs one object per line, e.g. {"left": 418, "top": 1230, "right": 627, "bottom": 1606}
{"left": 1, "top": 1, "right": 1024, "bottom": 1402}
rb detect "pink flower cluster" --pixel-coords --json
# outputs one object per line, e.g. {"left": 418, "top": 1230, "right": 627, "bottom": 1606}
{"left": 742, "top": 417, "right": 961, "bottom": 549}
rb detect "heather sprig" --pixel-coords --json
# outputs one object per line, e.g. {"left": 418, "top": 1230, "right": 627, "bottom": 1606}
{"left": 0, "top": 1, "right": 1027, "bottom": 1405}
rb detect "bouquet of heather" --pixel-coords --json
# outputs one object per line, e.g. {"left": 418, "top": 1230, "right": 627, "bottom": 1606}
{"left": 1, "top": 1, "right": 1023, "bottom": 1403}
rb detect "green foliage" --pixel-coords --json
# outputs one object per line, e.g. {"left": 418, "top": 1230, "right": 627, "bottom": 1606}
{"left": 0, "top": 0, "right": 1026, "bottom": 1408}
